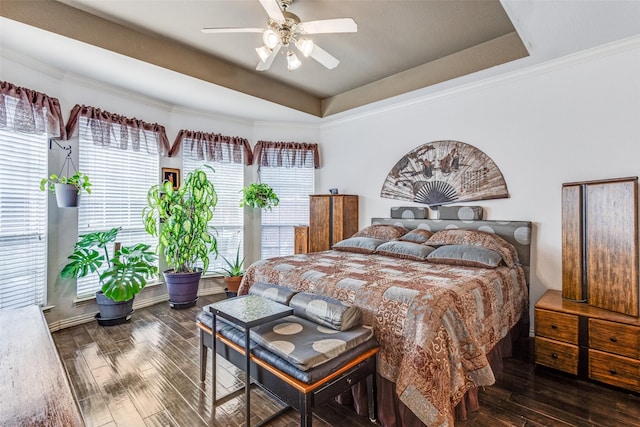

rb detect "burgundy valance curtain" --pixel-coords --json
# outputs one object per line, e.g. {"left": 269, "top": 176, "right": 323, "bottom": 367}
{"left": 171, "top": 129, "right": 253, "bottom": 165}
{"left": 66, "top": 104, "right": 170, "bottom": 155}
{"left": 253, "top": 141, "right": 320, "bottom": 168}
{"left": 0, "top": 81, "right": 66, "bottom": 138}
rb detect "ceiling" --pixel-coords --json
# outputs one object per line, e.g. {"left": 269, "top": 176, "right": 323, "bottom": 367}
{"left": 1, "top": 1, "right": 640, "bottom": 123}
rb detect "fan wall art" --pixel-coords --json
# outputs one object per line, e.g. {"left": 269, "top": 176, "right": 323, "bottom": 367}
{"left": 380, "top": 140, "right": 509, "bottom": 208}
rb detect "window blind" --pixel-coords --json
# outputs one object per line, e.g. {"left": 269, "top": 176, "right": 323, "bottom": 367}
{"left": 260, "top": 166, "right": 314, "bottom": 258}
{"left": 183, "top": 155, "right": 244, "bottom": 274}
{"left": 76, "top": 117, "right": 159, "bottom": 297}
{"left": 0, "top": 118, "right": 48, "bottom": 308}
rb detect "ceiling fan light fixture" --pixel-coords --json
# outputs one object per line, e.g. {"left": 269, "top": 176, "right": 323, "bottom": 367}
{"left": 287, "top": 51, "right": 302, "bottom": 70}
{"left": 256, "top": 45, "right": 272, "bottom": 62}
{"left": 263, "top": 29, "right": 279, "bottom": 49}
{"left": 295, "top": 38, "right": 314, "bottom": 57}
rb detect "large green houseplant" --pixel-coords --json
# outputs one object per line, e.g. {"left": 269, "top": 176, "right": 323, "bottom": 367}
{"left": 143, "top": 166, "right": 218, "bottom": 308}
{"left": 61, "top": 227, "right": 157, "bottom": 324}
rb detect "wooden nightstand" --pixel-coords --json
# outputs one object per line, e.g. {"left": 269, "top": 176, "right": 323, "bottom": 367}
{"left": 535, "top": 290, "right": 640, "bottom": 392}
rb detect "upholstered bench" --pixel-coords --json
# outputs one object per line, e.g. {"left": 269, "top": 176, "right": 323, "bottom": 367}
{"left": 196, "top": 283, "right": 379, "bottom": 427}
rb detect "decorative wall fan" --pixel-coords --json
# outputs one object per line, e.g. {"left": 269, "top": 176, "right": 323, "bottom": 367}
{"left": 202, "top": 0, "right": 357, "bottom": 71}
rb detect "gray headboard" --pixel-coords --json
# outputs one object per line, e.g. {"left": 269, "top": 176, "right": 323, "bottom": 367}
{"left": 371, "top": 218, "right": 532, "bottom": 282}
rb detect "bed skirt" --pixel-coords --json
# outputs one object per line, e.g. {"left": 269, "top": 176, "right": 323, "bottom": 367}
{"left": 339, "top": 324, "right": 523, "bottom": 426}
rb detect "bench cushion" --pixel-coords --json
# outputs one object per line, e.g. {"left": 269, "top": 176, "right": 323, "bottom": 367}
{"left": 289, "top": 292, "right": 362, "bottom": 331}
{"left": 198, "top": 310, "right": 377, "bottom": 383}
{"left": 248, "top": 282, "right": 298, "bottom": 305}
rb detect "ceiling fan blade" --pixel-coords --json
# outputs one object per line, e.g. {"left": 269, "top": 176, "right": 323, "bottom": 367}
{"left": 201, "top": 27, "right": 264, "bottom": 34}
{"left": 307, "top": 43, "right": 339, "bottom": 69}
{"left": 256, "top": 44, "right": 281, "bottom": 71}
{"left": 259, "top": 0, "right": 285, "bottom": 21}
{"left": 300, "top": 18, "right": 357, "bottom": 34}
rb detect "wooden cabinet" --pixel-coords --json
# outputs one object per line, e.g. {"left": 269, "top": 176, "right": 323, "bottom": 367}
{"left": 535, "top": 290, "right": 640, "bottom": 392}
{"left": 561, "top": 177, "right": 639, "bottom": 316}
{"left": 294, "top": 226, "right": 309, "bottom": 254}
{"left": 308, "top": 194, "right": 358, "bottom": 252}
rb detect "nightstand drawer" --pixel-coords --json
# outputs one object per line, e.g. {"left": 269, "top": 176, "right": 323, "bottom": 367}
{"left": 535, "top": 336, "right": 579, "bottom": 375}
{"left": 589, "top": 319, "right": 640, "bottom": 359}
{"left": 535, "top": 308, "right": 579, "bottom": 344}
{"left": 588, "top": 349, "right": 640, "bottom": 392}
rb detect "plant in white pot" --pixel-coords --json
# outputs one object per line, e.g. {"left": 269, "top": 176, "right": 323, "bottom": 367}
{"left": 143, "top": 166, "right": 218, "bottom": 308}
{"left": 61, "top": 227, "right": 158, "bottom": 325}
{"left": 40, "top": 171, "right": 92, "bottom": 207}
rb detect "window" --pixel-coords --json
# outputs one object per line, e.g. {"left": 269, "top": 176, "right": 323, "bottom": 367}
{"left": 260, "top": 165, "right": 314, "bottom": 258}
{"left": 76, "top": 116, "right": 160, "bottom": 297}
{"left": 0, "top": 98, "right": 48, "bottom": 309}
{"left": 183, "top": 155, "right": 244, "bottom": 274}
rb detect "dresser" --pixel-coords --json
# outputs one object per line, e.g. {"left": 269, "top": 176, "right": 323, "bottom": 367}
{"left": 307, "top": 194, "right": 359, "bottom": 253}
{"left": 535, "top": 290, "right": 640, "bottom": 392}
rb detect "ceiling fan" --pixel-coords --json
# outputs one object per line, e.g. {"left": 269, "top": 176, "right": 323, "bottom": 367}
{"left": 202, "top": 0, "right": 357, "bottom": 71}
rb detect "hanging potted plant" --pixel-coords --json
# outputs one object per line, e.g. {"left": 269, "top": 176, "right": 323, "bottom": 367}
{"left": 40, "top": 171, "right": 92, "bottom": 208}
{"left": 61, "top": 227, "right": 158, "bottom": 325}
{"left": 240, "top": 182, "right": 279, "bottom": 210}
{"left": 218, "top": 245, "right": 245, "bottom": 297}
{"left": 143, "top": 166, "right": 218, "bottom": 309}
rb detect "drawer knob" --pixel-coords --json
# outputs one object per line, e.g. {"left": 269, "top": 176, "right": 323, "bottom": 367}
{"left": 610, "top": 369, "right": 617, "bottom": 375}
{"left": 610, "top": 337, "right": 617, "bottom": 343}
{"left": 551, "top": 353, "right": 558, "bottom": 359}
{"left": 551, "top": 324, "right": 558, "bottom": 329}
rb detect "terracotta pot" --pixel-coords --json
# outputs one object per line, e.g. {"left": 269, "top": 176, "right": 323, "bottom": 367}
{"left": 224, "top": 276, "right": 243, "bottom": 293}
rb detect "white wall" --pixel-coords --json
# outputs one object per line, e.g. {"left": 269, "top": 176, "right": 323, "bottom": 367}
{"left": 319, "top": 37, "right": 640, "bottom": 325}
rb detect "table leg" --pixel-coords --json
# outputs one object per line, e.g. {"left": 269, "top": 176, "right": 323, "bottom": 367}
{"left": 212, "top": 314, "right": 217, "bottom": 403}
{"left": 245, "top": 328, "right": 251, "bottom": 427}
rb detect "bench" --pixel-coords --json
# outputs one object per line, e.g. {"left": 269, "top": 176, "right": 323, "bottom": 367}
{"left": 196, "top": 284, "right": 379, "bottom": 427}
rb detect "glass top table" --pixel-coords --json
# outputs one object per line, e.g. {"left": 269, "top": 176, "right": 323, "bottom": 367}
{"left": 208, "top": 295, "right": 293, "bottom": 427}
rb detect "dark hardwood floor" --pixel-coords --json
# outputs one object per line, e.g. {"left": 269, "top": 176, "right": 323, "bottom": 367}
{"left": 53, "top": 294, "right": 640, "bottom": 427}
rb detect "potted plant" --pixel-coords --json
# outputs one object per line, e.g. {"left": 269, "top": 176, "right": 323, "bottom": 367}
{"left": 219, "top": 245, "right": 245, "bottom": 297}
{"left": 61, "top": 227, "right": 158, "bottom": 325}
{"left": 40, "top": 171, "right": 92, "bottom": 207}
{"left": 240, "top": 182, "right": 279, "bottom": 210}
{"left": 143, "top": 166, "right": 218, "bottom": 308}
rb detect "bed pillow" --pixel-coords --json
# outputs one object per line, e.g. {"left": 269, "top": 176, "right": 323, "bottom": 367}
{"left": 398, "top": 229, "right": 434, "bottom": 243}
{"left": 427, "top": 245, "right": 503, "bottom": 268}
{"left": 375, "top": 241, "right": 436, "bottom": 261}
{"left": 333, "top": 237, "right": 386, "bottom": 254}
{"left": 352, "top": 224, "right": 408, "bottom": 241}
{"left": 248, "top": 282, "right": 298, "bottom": 305}
{"left": 426, "top": 229, "right": 519, "bottom": 267}
{"left": 289, "top": 292, "right": 362, "bottom": 331}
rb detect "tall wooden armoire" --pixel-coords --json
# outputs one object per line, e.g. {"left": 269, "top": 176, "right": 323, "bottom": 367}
{"left": 308, "top": 194, "right": 359, "bottom": 252}
{"left": 562, "top": 177, "right": 639, "bottom": 317}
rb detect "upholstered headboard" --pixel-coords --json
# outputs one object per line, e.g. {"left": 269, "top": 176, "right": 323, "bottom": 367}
{"left": 371, "top": 218, "right": 532, "bottom": 282}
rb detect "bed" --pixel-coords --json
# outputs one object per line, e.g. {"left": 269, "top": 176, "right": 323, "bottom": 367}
{"left": 238, "top": 218, "right": 531, "bottom": 427}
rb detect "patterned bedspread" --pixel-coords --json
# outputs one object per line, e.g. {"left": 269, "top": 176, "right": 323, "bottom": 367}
{"left": 239, "top": 250, "right": 528, "bottom": 426}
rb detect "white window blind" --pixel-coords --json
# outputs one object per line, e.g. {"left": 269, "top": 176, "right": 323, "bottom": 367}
{"left": 76, "top": 117, "right": 159, "bottom": 297}
{"left": 183, "top": 155, "right": 244, "bottom": 274}
{"left": 0, "top": 106, "right": 48, "bottom": 309}
{"left": 260, "top": 166, "right": 314, "bottom": 258}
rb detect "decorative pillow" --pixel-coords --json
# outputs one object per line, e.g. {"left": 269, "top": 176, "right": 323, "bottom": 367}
{"left": 398, "top": 229, "right": 434, "bottom": 243}
{"left": 375, "top": 241, "right": 436, "bottom": 261}
{"left": 248, "top": 282, "right": 298, "bottom": 305}
{"left": 426, "top": 229, "right": 519, "bottom": 267}
{"left": 352, "top": 224, "right": 408, "bottom": 241}
{"left": 427, "top": 245, "right": 503, "bottom": 268}
{"left": 332, "top": 237, "right": 386, "bottom": 254}
{"left": 289, "top": 292, "right": 362, "bottom": 331}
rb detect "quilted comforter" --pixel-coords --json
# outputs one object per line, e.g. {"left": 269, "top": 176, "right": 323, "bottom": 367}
{"left": 238, "top": 250, "right": 528, "bottom": 426}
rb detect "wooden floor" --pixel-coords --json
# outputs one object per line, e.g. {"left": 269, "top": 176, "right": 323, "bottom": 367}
{"left": 53, "top": 294, "right": 640, "bottom": 427}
